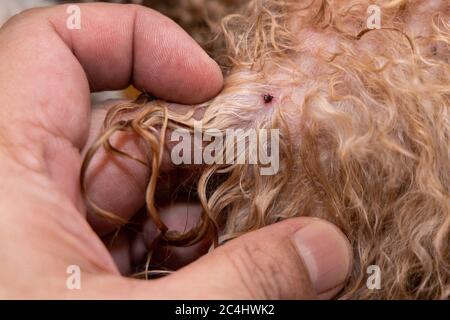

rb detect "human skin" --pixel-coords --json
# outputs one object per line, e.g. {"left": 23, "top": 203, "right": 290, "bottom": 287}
{"left": 0, "top": 3, "right": 351, "bottom": 299}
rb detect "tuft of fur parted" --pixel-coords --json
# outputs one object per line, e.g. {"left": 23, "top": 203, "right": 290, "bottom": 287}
{"left": 82, "top": 0, "right": 450, "bottom": 299}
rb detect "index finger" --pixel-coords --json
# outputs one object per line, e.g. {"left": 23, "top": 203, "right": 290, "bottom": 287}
{"left": 0, "top": 3, "right": 222, "bottom": 209}
{"left": 0, "top": 3, "right": 222, "bottom": 149}
{"left": 17, "top": 3, "right": 223, "bottom": 101}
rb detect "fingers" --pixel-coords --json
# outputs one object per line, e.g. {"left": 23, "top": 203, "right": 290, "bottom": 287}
{"left": 6, "top": 3, "right": 223, "bottom": 101}
{"left": 51, "top": 3, "right": 223, "bottom": 101}
{"left": 0, "top": 3, "right": 222, "bottom": 195}
{"left": 121, "top": 218, "right": 353, "bottom": 299}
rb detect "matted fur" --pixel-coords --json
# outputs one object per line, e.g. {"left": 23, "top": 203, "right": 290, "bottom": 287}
{"left": 82, "top": 0, "right": 450, "bottom": 299}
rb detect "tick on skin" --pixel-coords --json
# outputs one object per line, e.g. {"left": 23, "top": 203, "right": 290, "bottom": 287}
{"left": 263, "top": 94, "right": 274, "bottom": 104}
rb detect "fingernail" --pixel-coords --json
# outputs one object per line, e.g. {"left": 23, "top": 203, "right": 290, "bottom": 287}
{"left": 293, "top": 220, "right": 352, "bottom": 297}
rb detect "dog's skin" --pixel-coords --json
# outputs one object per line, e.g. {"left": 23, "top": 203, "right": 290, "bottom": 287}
{"left": 79, "top": 0, "right": 449, "bottom": 300}
{"left": 6, "top": 0, "right": 449, "bottom": 299}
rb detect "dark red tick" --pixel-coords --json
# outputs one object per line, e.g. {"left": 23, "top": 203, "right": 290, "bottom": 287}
{"left": 263, "top": 94, "right": 274, "bottom": 104}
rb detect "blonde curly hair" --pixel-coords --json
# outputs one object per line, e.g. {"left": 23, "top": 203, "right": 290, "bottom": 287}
{"left": 82, "top": 0, "right": 450, "bottom": 299}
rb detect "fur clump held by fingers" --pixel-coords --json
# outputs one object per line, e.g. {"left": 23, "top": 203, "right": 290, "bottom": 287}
{"left": 82, "top": 0, "right": 450, "bottom": 299}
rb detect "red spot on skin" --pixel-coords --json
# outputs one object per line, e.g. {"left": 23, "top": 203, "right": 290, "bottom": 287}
{"left": 263, "top": 94, "right": 274, "bottom": 104}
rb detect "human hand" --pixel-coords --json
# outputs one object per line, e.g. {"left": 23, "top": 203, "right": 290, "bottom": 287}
{"left": 0, "top": 3, "right": 351, "bottom": 299}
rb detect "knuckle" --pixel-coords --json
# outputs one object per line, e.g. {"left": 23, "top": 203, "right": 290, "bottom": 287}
{"left": 224, "top": 242, "right": 294, "bottom": 299}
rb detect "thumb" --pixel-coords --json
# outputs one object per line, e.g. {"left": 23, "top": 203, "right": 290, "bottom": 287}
{"left": 125, "top": 217, "right": 353, "bottom": 299}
